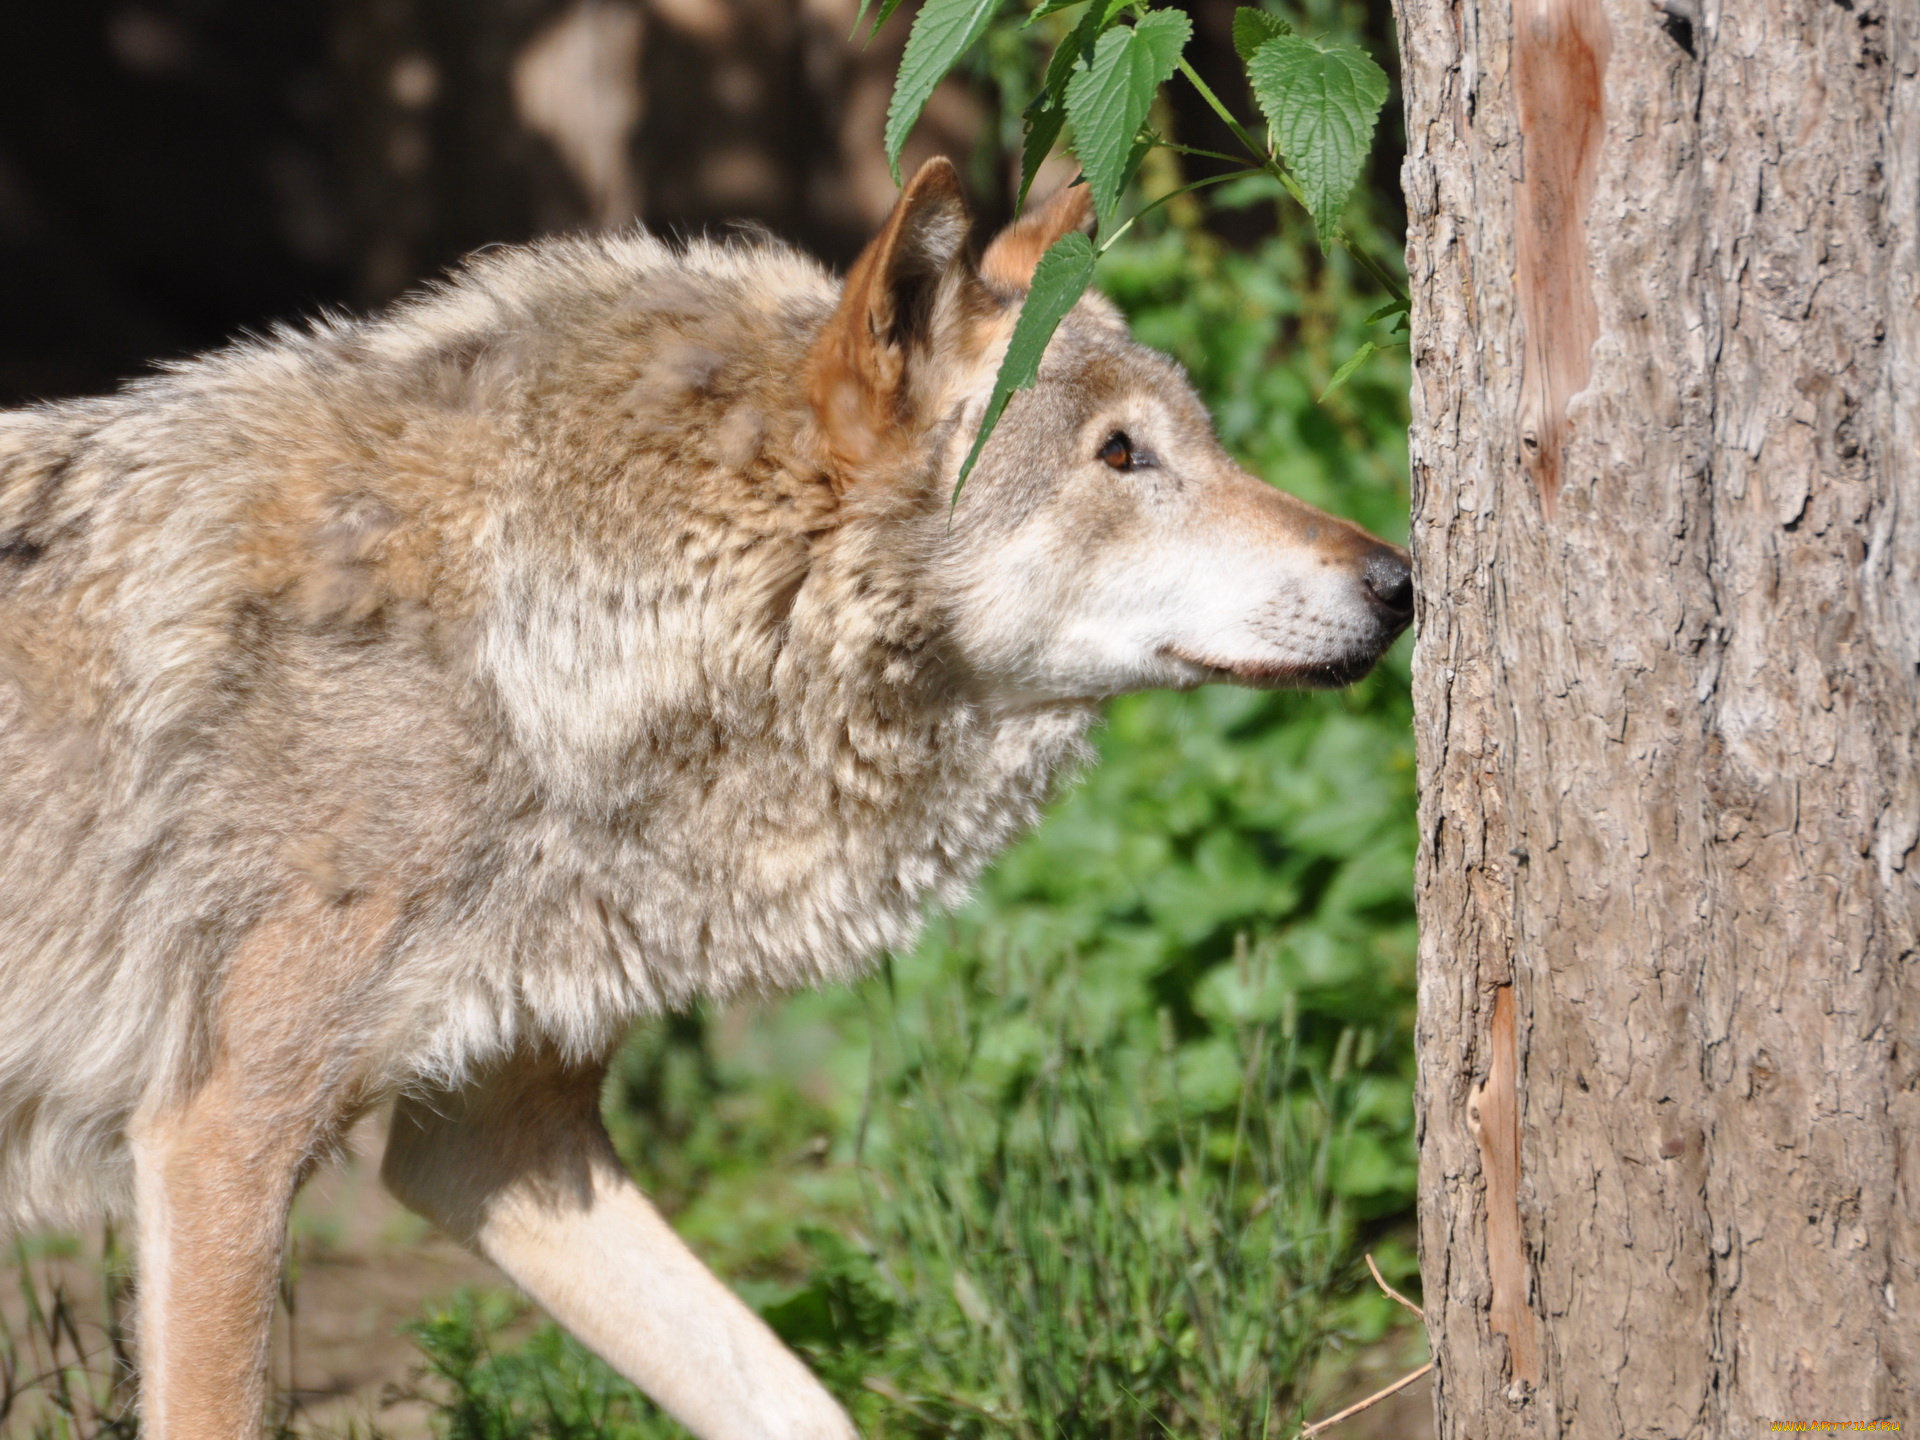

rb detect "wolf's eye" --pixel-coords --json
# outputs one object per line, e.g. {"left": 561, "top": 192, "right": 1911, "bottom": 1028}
{"left": 1097, "top": 432, "right": 1135, "bottom": 470}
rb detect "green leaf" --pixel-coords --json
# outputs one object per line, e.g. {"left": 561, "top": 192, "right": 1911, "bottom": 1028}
{"left": 1063, "top": 11, "right": 1191, "bottom": 232}
{"left": 1318, "top": 340, "right": 1376, "bottom": 400}
{"left": 1129, "top": 11, "right": 1192, "bottom": 82}
{"left": 1018, "top": 0, "right": 1121, "bottom": 205}
{"left": 1231, "top": 6, "right": 1292, "bottom": 63}
{"left": 1018, "top": 100, "right": 1068, "bottom": 209}
{"left": 885, "top": 0, "right": 1004, "bottom": 182}
{"left": 1025, "top": 0, "right": 1089, "bottom": 25}
{"left": 954, "top": 232, "right": 1097, "bottom": 497}
{"left": 856, "top": 0, "right": 911, "bottom": 41}
{"left": 1247, "top": 34, "right": 1389, "bottom": 243}
{"left": 1039, "top": 0, "right": 1128, "bottom": 106}
{"left": 1363, "top": 299, "right": 1407, "bottom": 325}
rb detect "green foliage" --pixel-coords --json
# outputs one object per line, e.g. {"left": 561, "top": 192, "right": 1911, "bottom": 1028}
{"left": 1246, "top": 35, "right": 1390, "bottom": 245}
{"left": 955, "top": 230, "right": 1096, "bottom": 492}
{"left": 599, "top": 1006, "right": 861, "bottom": 1277}
{"left": 407, "top": 1294, "right": 679, "bottom": 1440}
{"left": 1016, "top": 0, "right": 1123, "bottom": 205}
{"left": 757, "top": 1227, "right": 902, "bottom": 1404}
{"left": 844, "top": 956, "right": 1366, "bottom": 1438}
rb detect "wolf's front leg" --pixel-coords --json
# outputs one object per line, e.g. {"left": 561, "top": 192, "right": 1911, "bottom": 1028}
{"left": 381, "top": 1053, "right": 858, "bottom": 1440}
{"left": 128, "top": 1068, "right": 321, "bottom": 1440}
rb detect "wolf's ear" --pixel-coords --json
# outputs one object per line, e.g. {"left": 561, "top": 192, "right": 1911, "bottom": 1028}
{"left": 808, "top": 157, "right": 980, "bottom": 477}
{"left": 981, "top": 178, "right": 1093, "bottom": 292}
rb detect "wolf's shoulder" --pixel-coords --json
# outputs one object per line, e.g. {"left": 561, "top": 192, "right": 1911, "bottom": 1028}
{"left": 0, "top": 227, "right": 840, "bottom": 573}
{"left": 433, "top": 229, "right": 838, "bottom": 322}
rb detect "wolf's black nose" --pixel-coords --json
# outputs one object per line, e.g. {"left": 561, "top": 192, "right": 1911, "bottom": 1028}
{"left": 1363, "top": 547, "right": 1413, "bottom": 618}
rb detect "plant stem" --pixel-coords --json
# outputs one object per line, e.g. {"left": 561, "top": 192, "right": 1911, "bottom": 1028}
{"left": 1098, "top": 170, "right": 1247, "bottom": 253}
{"left": 1334, "top": 230, "right": 1411, "bottom": 309}
{"left": 1158, "top": 140, "right": 1256, "bottom": 167}
{"left": 1176, "top": 58, "right": 1268, "bottom": 161}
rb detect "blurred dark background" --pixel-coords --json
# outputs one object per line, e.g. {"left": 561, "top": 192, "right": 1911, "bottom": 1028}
{"left": 0, "top": 0, "right": 969, "bottom": 403}
{"left": 0, "top": 0, "right": 1399, "bottom": 406}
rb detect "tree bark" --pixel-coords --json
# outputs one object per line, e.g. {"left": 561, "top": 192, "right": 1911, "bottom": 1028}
{"left": 1397, "top": 0, "right": 1920, "bottom": 1432}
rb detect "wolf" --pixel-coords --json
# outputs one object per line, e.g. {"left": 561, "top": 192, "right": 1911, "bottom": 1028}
{"left": 0, "top": 158, "right": 1410, "bottom": 1438}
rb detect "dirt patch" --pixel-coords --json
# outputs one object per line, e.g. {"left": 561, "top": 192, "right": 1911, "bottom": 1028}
{"left": 0, "top": 1114, "right": 515, "bottom": 1440}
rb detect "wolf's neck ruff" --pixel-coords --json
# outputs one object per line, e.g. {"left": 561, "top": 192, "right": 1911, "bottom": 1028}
{"left": 454, "top": 481, "right": 1100, "bottom": 1070}
{"left": 423, "top": 237, "right": 1101, "bottom": 1075}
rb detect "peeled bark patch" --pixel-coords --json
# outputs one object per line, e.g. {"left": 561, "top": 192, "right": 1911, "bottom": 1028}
{"left": 1511, "top": 0, "right": 1609, "bottom": 512}
{"left": 1468, "top": 984, "right": 1537, "bottom": 1384}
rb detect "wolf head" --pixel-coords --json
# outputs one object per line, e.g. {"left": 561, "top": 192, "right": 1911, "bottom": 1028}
{"left": 806, "top": 157, "right": 1412, "bottom": 708}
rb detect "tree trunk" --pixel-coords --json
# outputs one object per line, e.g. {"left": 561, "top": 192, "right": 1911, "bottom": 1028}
{"left": 1396, "top": 0, "right": 1920, "bottom": 1432}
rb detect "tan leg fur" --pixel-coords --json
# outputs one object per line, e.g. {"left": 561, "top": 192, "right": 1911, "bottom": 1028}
{"left": 129, "top": 896, "right": 391, "bottom": 1440}
{"left": 130, "top": 1066, "right": 314, "bottom": 1440}
{"left": 382, "top": 1055, "right": 857, "bottom": 1440}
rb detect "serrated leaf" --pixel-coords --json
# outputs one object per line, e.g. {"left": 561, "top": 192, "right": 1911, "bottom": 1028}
{"left": 1247, "top": 34, "right": 1389, "bottom": 243}
{"left": 885, "top": 0, "right": 1004, "bottom": 182}
{"left": 1019, "top": 0, "right": 1109, "bottom": 207}
{"left": 1364, "top": 299, "right": 1408, "bottom": 325}
{"left": 954, "top": 232, "right": 1097, "bottom": 496}
{"left": 1130, "top": 11, "right": 1192, "bottom": 82}
{"left": 1064, "top": 11, "right": 1191, "bottom": 232}
{"left": 1319, "top": 340, "right": 1376, "bottom": 400}
{"left": 1019, "top": 0, "right": 1120, "bottom": 207}
{"left": 1040, "top": 0, "right": 1129, "bottom": 104}
{"left": 1231, "top": 7, "right": 1292, "bottom": 63}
